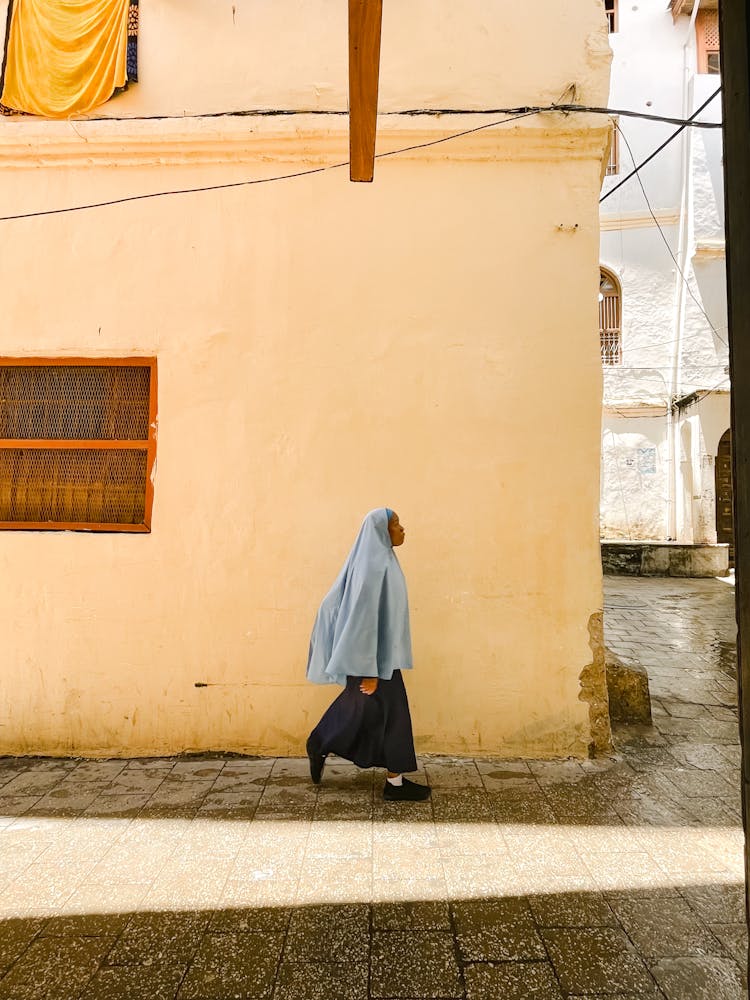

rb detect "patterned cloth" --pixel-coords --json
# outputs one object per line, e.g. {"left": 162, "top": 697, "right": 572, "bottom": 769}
{"left": 127, "top": 0, "right": 139, "bottom": 83}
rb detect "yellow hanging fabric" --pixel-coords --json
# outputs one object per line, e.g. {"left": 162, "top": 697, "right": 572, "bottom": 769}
{"left": 1, "top": 0, "right": 131, "bottom": 118}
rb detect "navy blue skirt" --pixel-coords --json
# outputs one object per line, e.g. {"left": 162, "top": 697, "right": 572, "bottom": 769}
{"left": 308, "top": 669, "right": 418, "bottom": 774}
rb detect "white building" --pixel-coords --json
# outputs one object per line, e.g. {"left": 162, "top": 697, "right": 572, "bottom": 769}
{"left": 599, "top": 0, "right": 731, "bottom": 564}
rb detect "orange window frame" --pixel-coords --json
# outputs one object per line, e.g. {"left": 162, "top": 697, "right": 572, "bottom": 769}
{"left": 0, "top": 357, "right": 157, "bottom": 532}
{"left": 605, "top": 0, "right": 618, "bottom": 33}
{"left": 696, "top": 9, "right": 720, "bottom": 74}
{"left": 599, "top": 270, "right": 622, "bottom": 366}
{"left": 606, "top": 119, "right": 620, "bottom": 176}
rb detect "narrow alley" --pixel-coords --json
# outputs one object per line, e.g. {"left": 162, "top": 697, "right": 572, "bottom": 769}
{"left": 0, "top": 577, "right": 744, "bottom": 999}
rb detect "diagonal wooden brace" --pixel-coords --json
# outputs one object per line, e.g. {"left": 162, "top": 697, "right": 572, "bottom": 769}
{"left": 348, "top": 0, "right": 383, "bottom": 182}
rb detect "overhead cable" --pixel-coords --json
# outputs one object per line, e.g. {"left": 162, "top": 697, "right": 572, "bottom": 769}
{"left": 0, "top": 109, "right": 540, "bottom": 222}
{"left": 59, "top": 102, "right": 723, "bottom": 129}
{"left": 615, "top": 123, "right": 729, "bottom": 348}
{"left": 600, "top": 86, "right": 722, "bottom": 203}
{"left": 0, "top": 91, "right": 724, "bottom": 223}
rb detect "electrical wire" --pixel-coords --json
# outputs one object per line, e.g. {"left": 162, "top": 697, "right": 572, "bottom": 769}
{"left": 44, "top": 102, "right": 725, "bottom": 129}
{"left": 612, "top": 324, "right": 729, "bottom": 354}
{"left": 0, "top": 109, "right": 542, "bottom": 223}
{"left": 677, "top": 371, "right": 732, "bottom": 407}
{"left": 369, "top": 109, "right": 541, "bottom": 162}
{"left": 604, "top": 369, "right": 731, "bottom": 419}
{"left": 620, "top": 332, "right": 729, "bottom": 353}
{"left": 615, "top": 365, "right": 729, "bottom": 371}
{"left": 600, "top": 86, "right": 721, "bottom": 203}
{"left": 0, "top": 161, "right": 349, "bottom": 222}
{"left": 615, "top": 123, "right": 729, "bottom": 349}
{"left": 596, "top": 302, "right": 729, "bottom": 354}
{"left": 0, "top": 88, "right": 725, "bottom": 223}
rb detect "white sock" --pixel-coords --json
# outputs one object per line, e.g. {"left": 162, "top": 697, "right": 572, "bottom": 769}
{"left": 387, "top": 774, "right": 403, "bottom": 786}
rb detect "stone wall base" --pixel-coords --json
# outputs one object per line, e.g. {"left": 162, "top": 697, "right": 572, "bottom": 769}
{"left": 605, "top": 648, "right": 652, "bottom": 726}
{"left": 601, "top": 541, "right": 729, "bottom": 578}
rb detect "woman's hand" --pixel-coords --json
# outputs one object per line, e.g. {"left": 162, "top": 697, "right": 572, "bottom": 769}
{"left": 359, "top": 678, "right": 378, "bottom": 696}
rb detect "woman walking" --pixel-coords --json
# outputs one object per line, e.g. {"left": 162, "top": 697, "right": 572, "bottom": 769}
{"left": 305, "top": 508, "right": 430, "bottom": 801}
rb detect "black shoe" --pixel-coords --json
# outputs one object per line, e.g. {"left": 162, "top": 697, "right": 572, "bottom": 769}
{"left": 383, "top": 777, "right": 431, "bottom": 802}
{"left": 306, "top": 738, "right": 325, "bottom": 785}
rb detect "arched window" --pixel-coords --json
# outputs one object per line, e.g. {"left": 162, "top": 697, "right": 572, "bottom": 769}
{"left": 599, "top": 268, "right": 622, "bottom": 365}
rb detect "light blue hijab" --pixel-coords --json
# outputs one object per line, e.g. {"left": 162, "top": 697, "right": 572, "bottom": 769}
{"left": 306, "top": 508, "right": 413, "bottom": 685}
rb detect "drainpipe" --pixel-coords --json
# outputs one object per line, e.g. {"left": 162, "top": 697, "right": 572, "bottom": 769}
{"left": 668, "top": 0, "right": 701, "bottom": 540}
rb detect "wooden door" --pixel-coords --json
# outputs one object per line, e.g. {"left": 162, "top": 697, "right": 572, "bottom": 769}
{"left": 715, "top": 429, "right": 735, "bottom": 567}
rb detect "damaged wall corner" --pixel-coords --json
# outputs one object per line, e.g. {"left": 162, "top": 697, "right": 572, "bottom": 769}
{"left": 580, "top": 611, "right": 614, "bottom": 755}
{"left": 605, "top": 647, "right": 653, "bottom": 725}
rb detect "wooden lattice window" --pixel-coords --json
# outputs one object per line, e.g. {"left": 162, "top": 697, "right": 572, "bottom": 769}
{"left": 605, "top": 0, "right": 618, "bottom": 33}
{"left": 0, "top": 358, "right": 157, "bottom": 531}
{"left": 696, "top": 10, "right": 720, "bottom": 74}
{"left": 599, "top": 270, "right": 622, "bottom": 365}
{"left": 606, "top": 118, "right": 620, "bottom": 176}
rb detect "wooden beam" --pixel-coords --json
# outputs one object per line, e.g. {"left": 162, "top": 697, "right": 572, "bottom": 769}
{"left": 719, "top": 0, "right": 750, "bottom": 980}
{"left": 348, "top": 0, "right": 383, "bottom": 182}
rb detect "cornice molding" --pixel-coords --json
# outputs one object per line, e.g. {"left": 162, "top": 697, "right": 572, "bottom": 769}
{"left": 694, "top": 241, "right": 726, "bottom": 261}
{"left": 0, "top": 113, "right": 611, "bottom": 169}
{"left": 671, "top": 0, "right": 718, "bottom": 19}
{"left": 603, "top": 403, "right": 669, "bottom": 417}
{"left": 600, "top": 210, "right": 681, "bottom": 232}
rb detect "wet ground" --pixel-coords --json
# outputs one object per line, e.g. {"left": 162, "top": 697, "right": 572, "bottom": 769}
{"left": 0, "top": 576, "right": 745, "bottom": 999}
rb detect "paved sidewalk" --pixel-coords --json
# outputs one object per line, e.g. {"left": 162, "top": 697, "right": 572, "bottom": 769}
{"left": 0, "top": 577, "right": 745, "bottom": 999}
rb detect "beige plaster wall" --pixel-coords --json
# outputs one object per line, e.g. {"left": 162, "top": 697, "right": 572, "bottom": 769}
{"left": 0, "top": 0, "right": 612, "bottom": 115}
{"left": 0, "top": 2, "right": 611, "bottom": 758}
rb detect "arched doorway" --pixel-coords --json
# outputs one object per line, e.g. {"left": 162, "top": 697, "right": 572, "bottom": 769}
{"left": 715, "top": 428, "right": 734, "bottom": 567}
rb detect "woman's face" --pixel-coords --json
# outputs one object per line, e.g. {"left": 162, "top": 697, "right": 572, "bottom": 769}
{"left": 388, "top": 511, "right": 406, "bottom": 547}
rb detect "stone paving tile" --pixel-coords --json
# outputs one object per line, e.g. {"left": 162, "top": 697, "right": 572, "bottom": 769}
{"left": 529, "top": 890, "right": 618, "bottom": 928}
{"left": 487, "top": 789, "right": 557, "bottom": 824}
{"left": 284, "top": 904, "right": 369, "bottom": 963}
{"left": 177, "top": 932, "right": 284, "bottom": 999}
{"left": 306, "top": 821, "right": 372, "bottom": 859}
{"left": 452, "top": 898, "right": 545, "bottom": 961}
{"left": 541, "top": 927, "right": 656, "bottom": 994}
{"left": 373, "top": 846, "right": 442, "bottom": 882}
{"left": 79, "top": 965, "right": 186, "bottom": 1000}
{"left": 0, "top": 935, "right": 114, "bottom": 1000}
{"left": 609, "top": 894, "right": 725, "bottom": 959}
{"left": 222, "top": 878, "right": 300, "bottom": 909}
{"left": 651, "top": 955, "right": 745, "bottom": 999}
{"left": 372, "top": 900, "right": 452, "bottom": 931}
{"left": 209, "top": 906, "right": 291, "bottom": 935}
{"left": 423, "top": 760, "right": 484, "bottom": 789}
{"left": 571, "top": 994, "right": 665, "bottom": 1000}
{"left": 680, "top": 884, "right": 746, "bottom": 925}
{"left": 274, "top": 962, "right": 369, "bottom": 1000}
{"left": 0, "top": 577, "right": 746, "bottom": 998}
{"left": 371, "top": 877, "right": 448, "bottom": 904}
{"left": 106, "top": 911, "right": 210, "bottom": 966}
{"left": 42, "top": 913, "right": 130, "bottom": 938}
{"left": 463, "top": 961, "right": 564, "bottom": 1000}
{"left": 0, "top": 795, "right": 45, "bottom": 817}
{"left": 370, "top": 931, "right": 463, "bottom": 998}
{"left": 430, "top": 790, "right": 494, "bottom": 823}
{"left": 711, "top": 922, "right": 749, "bottom": 969}
{"left": 0, "top": 918, "right": 45, "bottom": 973}
{"left": 475, "top": 759, "right": 533, "bottom": 786}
